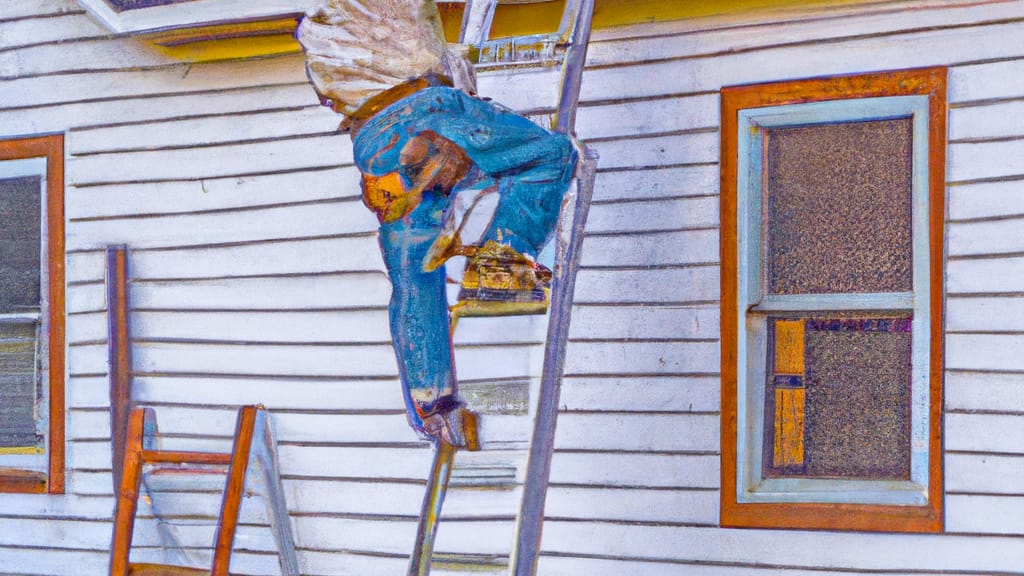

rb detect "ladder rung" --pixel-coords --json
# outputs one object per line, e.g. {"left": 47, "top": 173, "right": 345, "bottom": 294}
{"left": 140, "top": 450, "right": 233, "bottom": 466}
{"left": 128, "top": 563, "right": 210, "bottom": 576}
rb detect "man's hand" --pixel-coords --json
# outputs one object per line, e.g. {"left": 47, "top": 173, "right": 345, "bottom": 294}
{"left": 362, "top": 172, "right": 421, "bottom": 224}
{"left": 400, "top": 130, "right": 472, "bottom": 195}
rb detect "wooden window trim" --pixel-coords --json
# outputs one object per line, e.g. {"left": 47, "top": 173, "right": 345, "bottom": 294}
{"left": 720, "top": 68, "right": 946, "bottom": 532}
{"left": 0, "top": 134, "right": 65, "bottom": 495}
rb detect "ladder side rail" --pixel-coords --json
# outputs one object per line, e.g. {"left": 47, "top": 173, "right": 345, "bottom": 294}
{"left": 110, "top": 407, "right": 147, "bottom": 576}
{"left": 512, "top": 148, "right": 597, "bottom": 576}
{"left": 211, "top": 405, "right": 258, "bottom": 576}
{"left": 459, "top": 0, "right": 498, "bottom": 46}
{"left": 107, "top": 245, "right": 133, "bottom": 495}
{"left": 552, "top": 0, "right": 594, "bottom": 136}
{"left": 513, "top": 0, "right": 596, "bottom": 571}
{"left": 408, "top": 441, "right": 458, "bottom": 576}
{"left": 251, "top": 409, "right": 302, "bottom": 576}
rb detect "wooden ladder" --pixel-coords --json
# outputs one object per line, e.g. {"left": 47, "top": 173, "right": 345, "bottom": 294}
{"left": 106, "top": 246, "right": 299, "bottom": 576}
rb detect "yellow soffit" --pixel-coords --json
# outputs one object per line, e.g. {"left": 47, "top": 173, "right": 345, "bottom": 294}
{"left": 143, "top": 0, "right": 875, "bottom": 63}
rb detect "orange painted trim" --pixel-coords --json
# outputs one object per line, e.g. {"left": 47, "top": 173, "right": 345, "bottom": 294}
{"left": 720, "top": 67, "right": 947, "bottom": 533}
{"left": 211, "top": 405, "right": 258, "bottom": 576}
{"left": 110, "top": 408, "right": 146, "bottom": 576}
{"left": 0, "top": 469, "right": 47, "bottom": 494}
{"left": 0, "top": 133, "right": 65, "bottom": 495}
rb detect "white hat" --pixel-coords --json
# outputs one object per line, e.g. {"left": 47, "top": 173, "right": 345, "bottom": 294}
{"left": 298, "top": 0, "right": 451, "bottom": 117}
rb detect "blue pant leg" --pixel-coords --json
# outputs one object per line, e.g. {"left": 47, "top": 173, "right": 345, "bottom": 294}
{"left": 483, "top": 133, "right": 578, "bottom": 256}
{"left": 378, "top": 194, "right": 458, "bottom": 433}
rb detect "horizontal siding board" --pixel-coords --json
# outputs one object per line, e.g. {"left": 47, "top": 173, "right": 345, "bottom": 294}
{"left": 947, "top": 297, "right": 1024, "bottom": 332}
{"left": 0, "top": 53, "right": 308, "bottom": 110}
{"left": 948, "top": 139, "right": 1024, "bottom": 184}
{"left": 2, "top": 83, "right": 319, "bottom": 138}
{"left": 945, "top": 371, "right": 1024, "bottom": 413}
{"left": 950, "top": 58, "right": 1024, "bottom": 104}
{"left": 580, "top": 229, "right": 717, "bottom": 267}
{"left": 583, "top": 0, "right": 1024, "bottom": 71}
{"left": 292, "top": 515, "right": 514, "bottom": 556}
{"left": 131, "top": 341, "right": 399, "bottom": 378}
{"left": 0, "top": 36, "right": 179, "bottom": 78}
{"left": 67, "top": 166, "right": 361, "bottom": 221}
{"left": 588, "top": 131, "right": 718, "bottom": 170}
{"left": 565, "top": 340, "right": 718, "bottom": 375}
{"left": 574, "top": 267, "right": 719, "bottom": 304}
{"left": 540, "top": 522, "right": 1024, "bottom": 573}
{"left": 132, "top": 376, "right": 404, "bottom": 411}
{"left": 0, "top": 549, "right": 109, "bottom": 576}
{"left": 946, "top": 494, "right": 1024, "bottom": 535}
{"left": 545, "top": 486, "right": 718, "bottom": 524}
{"left": 946, "top": 453, "right": 1024, "bottom": 495}
{"left": 592, "top": 164, "right": 718, "bottom": 203}
{"left": 947, "top": 413, "right": 1024, "bottom": 455}
{"left": 2, "top": 0, "right": 84, "bottom": 19}
{"left": 586, "top": 195, "right": 718, "bottom": 234}
{"left": 949, "top": 217, "right": 1024, "bottom": 257}
{"left": 277, "top": 445, "right": 432, "bottom": 480}
{"left": 569, "top": 304, "right": 719, "bottom": 340}
{"left": 949, "top": 180, "right": 1024, "bottom": 222}
{"left": 67, "top": 200, "right": 376, "bottom": 251}
{"left": 581, "top": 22, "right": 1024, "bottom": 105}
{"left": 132, "top": 309, "right": 391, "bottom": 343}
{"left": 948, "top": 257, "right": 1024, "bottom": 294}
{"left": 550, "top": 452, "right": 719, "bottom": 489}
{"left": 68, "top": 105, "right": 337, "bottom": 155}
{"left": 560, "top": 376, "right": 720, "bottom": 413}
{"left": 946, "top": 333, "right": 1024, "bottom": 371}
{"left": 554, "top": 413, "right": 719, "bottom": 452}
{"left": 536, "top": 556, "right": 1005, "bottom": 576}
{"left": 130, "top": 274, "right": 392, "bottom": 311}
{"left": 128, "top": 236, "right": 384, "bottom": 280}
{"left": 67, "top": 133, "right": 352, "bottom": 186}
{"left": 574, "top": 93, "right": 718, "bottom": 141}
{"left": 0, "top": 12, "right": 106, "bottom": 50}
{"left": 949, "top": 99, "right": 1024, "bottom": 141}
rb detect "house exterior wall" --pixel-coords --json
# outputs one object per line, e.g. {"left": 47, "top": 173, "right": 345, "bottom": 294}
{"left": 1, "top": 0, "right": 1023, "bottom": 574}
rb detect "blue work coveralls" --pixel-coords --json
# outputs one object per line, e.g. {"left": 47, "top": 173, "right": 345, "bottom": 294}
{"left": 352, "top": 85, "right": 578, "bottom": 434}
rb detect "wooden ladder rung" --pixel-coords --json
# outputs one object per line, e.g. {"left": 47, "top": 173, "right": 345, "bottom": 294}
{"left": 128, "top": 563, "right": 211, "bottom": 576}
{"left": 140, "top": 450, "right": 233, "bottom": 466}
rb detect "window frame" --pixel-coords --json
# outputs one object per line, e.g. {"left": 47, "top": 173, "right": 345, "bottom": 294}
{"left": 720, "top": 68, "right": 946, "bottom": 533}
{"left": 0, "top": 134, "right": 65, "bottom": 495}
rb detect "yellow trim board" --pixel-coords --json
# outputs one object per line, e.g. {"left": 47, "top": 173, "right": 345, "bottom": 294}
{"left": 142, "top": 0, "right": 876, "bottom": 62}
{"left": 0, "top": 446, "right": 44, "bottom": 455}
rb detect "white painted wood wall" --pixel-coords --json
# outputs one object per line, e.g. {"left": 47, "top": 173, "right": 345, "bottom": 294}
{"left": 2, "top": 0, "right": 1024, "bottom": 574}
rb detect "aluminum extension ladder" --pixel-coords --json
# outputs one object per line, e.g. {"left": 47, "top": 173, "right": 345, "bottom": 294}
{"left": 409, "top": 1, "right": 598, "bottom": 574}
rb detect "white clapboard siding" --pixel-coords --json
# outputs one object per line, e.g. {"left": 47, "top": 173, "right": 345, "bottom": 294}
{"left": 585, "top": 194, "right": 719, "bottom": 234}
{"left": 540, "top": 522, "right": 1024, "bottom": 573}
{"left": 560, "top": 376, "right": 720, "bottom": 413}
{"left": 569, "top": 304, "right": 720, "bottom": 340}
{"left": 949, "top": 180, "right": 1024, "bottom": 222}
{"left": 68, "top": 105, "right": 338, "bottom": 155}
{"left": 68, "top": 133, "right": 353, "bottom": 187}
{"left": 593, "top": 164, "right": 718, "bottom": 203}
{"left": 580, "top": 229, "right": 718, "bottom": 267}
{"left": 574, "top": 267, "right": 719, "bottom": 305}
{"left": 550, "top": 452, "right": 719, "bottom": 489}
{"left": 67, "top": 166, "right": 362, "bottom": 220}
{"left": 0, "top": 11, "right": 107, "bottom": 50}
{"left": 0, "top": 52, "right": 309, "bottom": 110}
{"left": 945, "top": 371, "right": 1024, "bottom": 414}
{"left": 2, "top": 82, "right": 320, "bottom": 137}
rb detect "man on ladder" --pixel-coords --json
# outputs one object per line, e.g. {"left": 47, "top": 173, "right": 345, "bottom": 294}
{"left": 297, "top": 1, "right": 594, "bottom": 573}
